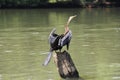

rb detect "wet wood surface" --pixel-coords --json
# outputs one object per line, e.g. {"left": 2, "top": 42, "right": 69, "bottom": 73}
{"left": 54, "top": 50, "right": 80, "bottom": 79}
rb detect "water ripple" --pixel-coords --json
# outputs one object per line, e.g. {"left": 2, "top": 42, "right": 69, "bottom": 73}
{"left": 109, "top": 63, "right": 120, "bottom": 68}
{"left": 4, "top": 50, "right": 13, "bottom": 53}
{"left": 112, "top": 76, "right": 120, "bottom": 80}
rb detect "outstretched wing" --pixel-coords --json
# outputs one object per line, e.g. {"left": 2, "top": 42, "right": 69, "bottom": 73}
{"left": 60, "top": 30, "right": 72, "bottom": 49}
{"left": 43, "top": 28, "right": 57, "bottom": 66}
{"left": 48, "top": 28, "right": 57, "bottom": 45}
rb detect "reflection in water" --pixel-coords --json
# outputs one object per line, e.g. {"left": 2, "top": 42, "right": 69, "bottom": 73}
{"left": 0, "top": 8, "right": 120, "bottom": 80}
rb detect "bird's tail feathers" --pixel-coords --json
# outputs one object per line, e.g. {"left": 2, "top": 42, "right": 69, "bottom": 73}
{"left": 42, "top": 50, "right": 53, "bottom": 66}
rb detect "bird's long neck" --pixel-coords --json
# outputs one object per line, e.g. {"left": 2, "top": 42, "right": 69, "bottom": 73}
{"left": 64, "top": 24, "right": 69, "bottom": 35}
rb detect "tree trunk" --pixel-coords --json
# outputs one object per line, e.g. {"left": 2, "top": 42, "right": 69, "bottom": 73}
{"left": 53, "top": 50, "right": 80, "bottom": 79}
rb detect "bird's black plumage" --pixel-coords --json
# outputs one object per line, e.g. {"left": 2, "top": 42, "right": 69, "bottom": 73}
{"left": 49, "top": 28, "right": 72, "bottom": 52}
{"left": 42, "top": 29, "right": 72, "bottom": 66}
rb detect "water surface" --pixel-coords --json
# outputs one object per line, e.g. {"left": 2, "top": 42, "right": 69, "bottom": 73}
{"left": 0, "top": 8, "right": 120, "bottom": 80}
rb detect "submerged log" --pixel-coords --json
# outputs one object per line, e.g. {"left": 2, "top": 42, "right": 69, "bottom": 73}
{"left": 53, "top": 50, "right": 79, "bottom": 79}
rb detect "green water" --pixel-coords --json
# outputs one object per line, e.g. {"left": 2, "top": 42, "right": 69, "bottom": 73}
{"left": 0, "top": 8, "right": 120, "bottom": 80}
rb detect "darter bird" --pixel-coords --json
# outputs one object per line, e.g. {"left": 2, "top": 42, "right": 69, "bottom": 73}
{"left": 43, "top": 15, "right": 77, "bottom": 66}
